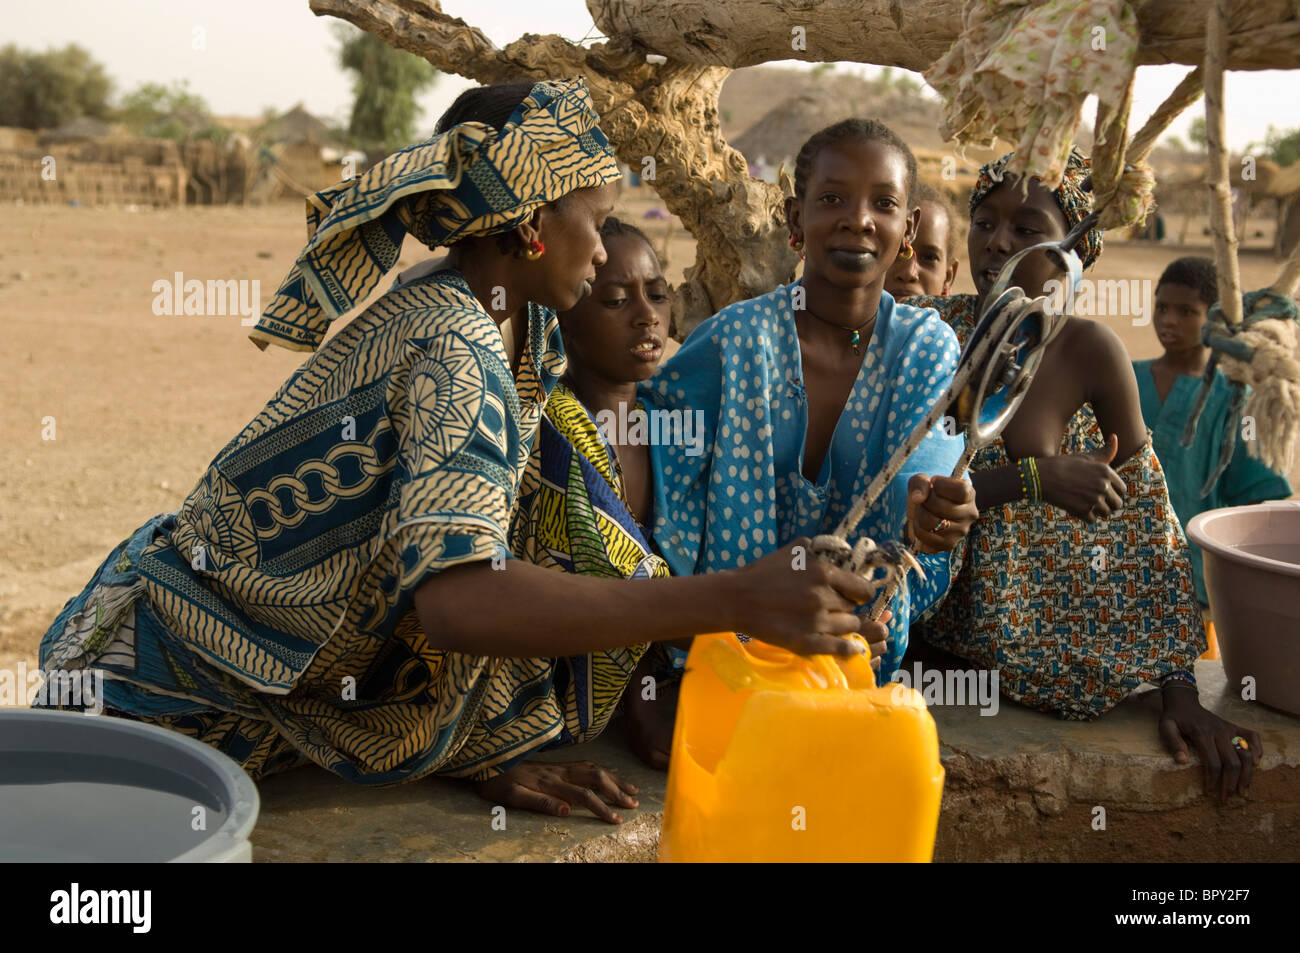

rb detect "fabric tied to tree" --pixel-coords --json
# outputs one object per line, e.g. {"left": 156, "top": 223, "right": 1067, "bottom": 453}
{"left": 250, "top": 77, "right": 622, "bottom": 352}
{"left": 926, "top": 0, "right": 1139, "bottom": 187}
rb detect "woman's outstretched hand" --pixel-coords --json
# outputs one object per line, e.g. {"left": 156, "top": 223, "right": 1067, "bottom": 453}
{"left": 728, "top": 539, "right": 890, "bottom": 659}
{"left": 907, "top": 474, "right": 978, "bottom": 553}
{"left": 1158, "top": 685, "right": 1264, "bottom": 800}
{"left": 473, "top": 761, "right": 640, "bottom": 824}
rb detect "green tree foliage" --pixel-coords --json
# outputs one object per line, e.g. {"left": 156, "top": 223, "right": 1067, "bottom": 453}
{"left": 1258, "top": 125, "right": 1300, "bottom": 168}
{"left": 335, "top": 26, "right": 437, "bottom": 152}
{"left": 0, "top": 43, "right": 113, "bottom": 130}
{"left": 1187, "top": 116, "right": 1207, "bottom": 151}
{"left": 117, "top": 80, "right": 229, "bottom": 143}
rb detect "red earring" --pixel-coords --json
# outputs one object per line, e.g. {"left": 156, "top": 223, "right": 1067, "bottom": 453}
{"left": 525, "top": 240, "right": 545, "bottom": 261}
{"left": 790, "top": 235, "right": 804, "bottom": 260}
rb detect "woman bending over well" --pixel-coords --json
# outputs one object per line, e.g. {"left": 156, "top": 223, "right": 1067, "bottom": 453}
{"left": 36, "top": 80, "right": 887, "bottom": 824}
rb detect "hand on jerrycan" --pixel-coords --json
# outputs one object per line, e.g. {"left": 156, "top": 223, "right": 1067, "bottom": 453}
{"left": 661, "top": 541, "right": 939, "bottom": 863}
{"left": 724, "top": 538, "right": 892, "bottom": 667}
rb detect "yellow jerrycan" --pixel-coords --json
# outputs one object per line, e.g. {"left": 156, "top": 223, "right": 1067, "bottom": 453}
{"left": 659, "top": 632, "right": 944, "bottom": 862}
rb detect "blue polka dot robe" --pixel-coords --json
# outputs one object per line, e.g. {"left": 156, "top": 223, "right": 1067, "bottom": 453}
{"left": 640, "top": 281, "right": 965, "bottom": 681}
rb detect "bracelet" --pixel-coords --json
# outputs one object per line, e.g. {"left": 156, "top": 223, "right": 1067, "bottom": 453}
{"left": 1016, "top": 457, "right": 1043, "bottom": 502}
{"left": 1160, "top": 669, "right": 1198, "bottom": 690}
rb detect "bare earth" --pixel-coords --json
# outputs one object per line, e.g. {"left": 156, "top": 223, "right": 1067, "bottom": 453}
{"left": 1, "top": 197, "right": 1295, "bottom": 673}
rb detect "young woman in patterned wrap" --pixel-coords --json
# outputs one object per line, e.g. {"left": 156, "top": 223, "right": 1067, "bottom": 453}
{"left": 907, "top": 149, "right": 1263, "bottom": 801}
{"left": 509, "top": 216, "right": 683, "bottom": 771}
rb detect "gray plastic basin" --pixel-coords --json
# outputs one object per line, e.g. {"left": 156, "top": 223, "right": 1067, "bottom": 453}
{"left": 1187, "top": 500, "right": 1300, "bottom": 716}
{"left": 0, "top": 709, "right": 259, "bottom": 862}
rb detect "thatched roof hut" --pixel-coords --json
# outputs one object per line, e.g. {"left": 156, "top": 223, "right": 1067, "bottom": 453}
{"left": 256, "top": 104, "right": 337, "bottom": 146}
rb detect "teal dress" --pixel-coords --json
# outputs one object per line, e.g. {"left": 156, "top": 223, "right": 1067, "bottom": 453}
{"left": 1134, "top": 359, "right": 1293, "bottom": 604}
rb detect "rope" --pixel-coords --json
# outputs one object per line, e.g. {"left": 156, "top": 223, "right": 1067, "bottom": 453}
{"left": 1127, "top": 66, "right": 1204, "bottom": 163}
{"left": 1180, "top": 0, "right": 1300, "bottom": 479}
{"left": 1202, "top": 284, "right": 1300, "bottom": 476}
{"left": 1091, "top": 73, "right": 1138, "bottom": 230}
{"left": 1092, "top": 66, "right": 1206, "bottom": 232}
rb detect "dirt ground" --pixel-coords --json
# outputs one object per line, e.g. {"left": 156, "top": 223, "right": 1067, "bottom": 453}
{"left": 2, "top": 194, "right": 1296, "bottom": 673}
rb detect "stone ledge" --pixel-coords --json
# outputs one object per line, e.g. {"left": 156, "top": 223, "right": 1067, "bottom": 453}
{"left": 931, "top": 659, "right": 1299, "bottom": 862}
{"left": 251, "top": 660, "right": 1299, "bottom": 862}
{"left": 250, "top": 723, "right": 667, "bottom": 863}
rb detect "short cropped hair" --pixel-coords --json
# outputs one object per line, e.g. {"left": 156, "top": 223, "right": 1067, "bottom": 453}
{"left": 1157, "top": 256, "right": 1218, "bottom": 307}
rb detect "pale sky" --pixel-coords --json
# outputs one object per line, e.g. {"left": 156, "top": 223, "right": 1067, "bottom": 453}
{"left": 10, "top": 0, "right": 1299, "bottom": 151}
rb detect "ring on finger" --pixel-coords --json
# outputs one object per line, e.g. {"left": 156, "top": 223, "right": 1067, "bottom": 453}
{"left": 1231, "top": 735, "right": 1249, "bottom": 752}
{"left": 933, "top": 517, "right": 950, "bottom": 533}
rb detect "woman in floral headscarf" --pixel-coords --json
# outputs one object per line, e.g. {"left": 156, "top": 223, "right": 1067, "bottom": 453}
{"left": 908, "top": 148, "right": 1264, "bottom": 802}
{"left": 36, "top": 80, "right": 888, "bottom": 822}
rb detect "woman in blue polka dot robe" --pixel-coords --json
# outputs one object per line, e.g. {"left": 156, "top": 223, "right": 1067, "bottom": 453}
{"left": 641, "top": 119, "right": 977, "bottom": 681}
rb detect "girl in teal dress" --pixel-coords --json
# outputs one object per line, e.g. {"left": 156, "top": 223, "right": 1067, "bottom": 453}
{"left": 1134, "top": 256, "right": 1293, "bottom": 605}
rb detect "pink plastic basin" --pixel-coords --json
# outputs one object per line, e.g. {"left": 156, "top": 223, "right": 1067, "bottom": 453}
{"left": 1187, "top": 501, "right": 1300, "bottom": 716}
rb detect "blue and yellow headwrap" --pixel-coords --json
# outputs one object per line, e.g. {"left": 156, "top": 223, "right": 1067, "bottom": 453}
{"left": 252, "top": 77, "right": 622, "bottom": 352}
{"left": 969, "top": 147, "right": 1102, "bottom": 270}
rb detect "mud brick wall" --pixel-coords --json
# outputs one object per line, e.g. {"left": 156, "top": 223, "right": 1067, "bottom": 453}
{"left": 0, "top": 150, "right": 186, "bottom": 207}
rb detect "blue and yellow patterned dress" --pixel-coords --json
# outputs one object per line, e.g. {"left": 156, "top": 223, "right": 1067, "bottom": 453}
{"left": 509, "top": 383, "right": 671, "bottom": 744}
{"left": 37, "top": 270, "right": 632, "bottom": 784}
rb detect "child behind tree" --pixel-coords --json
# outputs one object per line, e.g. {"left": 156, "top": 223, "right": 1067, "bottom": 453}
{"left": 1133, "top": 256, "right": 1293, "bottom": 606}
